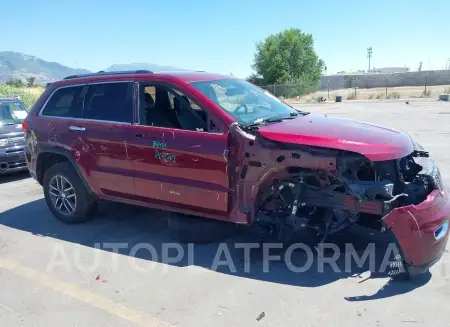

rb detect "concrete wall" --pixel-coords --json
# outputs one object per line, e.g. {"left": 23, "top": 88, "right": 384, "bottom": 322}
{"left": 320, "top": 70, "right": 450, "bottom": 90}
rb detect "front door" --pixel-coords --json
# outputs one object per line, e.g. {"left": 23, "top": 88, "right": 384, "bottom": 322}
{"left": 128, "top": 126, "right": 229, "bottom": 213}
{"left": 127, "top": 82, "right": 229, "bottom": 214}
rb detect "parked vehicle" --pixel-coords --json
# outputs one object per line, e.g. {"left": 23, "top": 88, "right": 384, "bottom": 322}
{"left": 23, "top": 70, "right": 449, "bottom": 278}
{"left": 0, "top": 97, "right": 29, "bottom": 174}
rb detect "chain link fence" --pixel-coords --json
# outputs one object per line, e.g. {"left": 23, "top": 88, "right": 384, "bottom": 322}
{"left": 258, "top": 71, "right": 450, "bottom": 102}
{"left": 321, "top": 72, "right": 450, "bottom": 101}
{"left": 260, "top": 82, "right": 320, "bottom": 99}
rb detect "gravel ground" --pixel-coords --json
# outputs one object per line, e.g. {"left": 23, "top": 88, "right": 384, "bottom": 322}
{"left": 0, "top": 100, "right": 449, "bottom": 327}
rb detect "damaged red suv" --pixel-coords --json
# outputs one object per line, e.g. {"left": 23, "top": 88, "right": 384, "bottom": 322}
{"left": 24, "top": 70, "right": 449, "bottom": 277}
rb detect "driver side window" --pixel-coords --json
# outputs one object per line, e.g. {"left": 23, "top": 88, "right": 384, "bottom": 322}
{"left": 139, "top": 84, "right": 222, "bottom": 133}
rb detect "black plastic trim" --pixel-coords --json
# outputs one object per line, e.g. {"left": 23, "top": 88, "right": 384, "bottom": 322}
{"left": 36, "top": 147, "right": 95, "bottom": 196}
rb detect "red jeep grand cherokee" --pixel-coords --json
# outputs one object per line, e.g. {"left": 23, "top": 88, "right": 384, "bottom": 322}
{"left": 23, "top": 70, "right": 449, "bottom": 277}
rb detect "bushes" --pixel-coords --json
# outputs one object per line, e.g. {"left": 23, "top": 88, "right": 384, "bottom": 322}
{"left": 5, "top": 78, "right": 24, "bottom": 88}
{"left": 387, "top": 92, "right": 400, "bottom": 99}
{"left": 0, "top": 85, "right": 41, "bottom": 108}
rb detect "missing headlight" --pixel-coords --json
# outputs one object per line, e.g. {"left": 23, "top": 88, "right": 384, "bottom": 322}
{"left": 413, "top": 157, "right": 443, "bottom": 192}
{"left": 430, "top": 164, "right": 444, "bottom": 192}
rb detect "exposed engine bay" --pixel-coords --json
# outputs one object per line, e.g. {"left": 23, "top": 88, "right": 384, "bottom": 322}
{"left": 251, "top": 142, "right": 443, "bottom": 243}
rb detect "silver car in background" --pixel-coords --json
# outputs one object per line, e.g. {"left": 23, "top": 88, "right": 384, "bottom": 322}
{"left": 0, "top": 97, "right": 29, "bottom": 174}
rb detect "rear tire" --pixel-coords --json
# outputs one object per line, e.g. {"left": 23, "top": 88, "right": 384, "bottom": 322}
{"left": 167, "top": 213, "right": 236, "bottom": 244}
{"left": 43, "top": 162, "right": 97, "bottom": 223}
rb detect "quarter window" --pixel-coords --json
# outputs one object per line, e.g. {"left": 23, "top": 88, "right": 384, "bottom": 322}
{"left": 83, "top": 82, "right": 133, "bottom": 123}
{"left": 42, "top": 86, "right": 84, "bottom": 118}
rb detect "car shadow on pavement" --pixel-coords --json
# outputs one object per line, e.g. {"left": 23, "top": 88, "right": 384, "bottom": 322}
{"left": 0, "top": 199, "right": 432, "bottom": 300}
{"left": 0, "top": 171, "right": 30, "bottom": 184}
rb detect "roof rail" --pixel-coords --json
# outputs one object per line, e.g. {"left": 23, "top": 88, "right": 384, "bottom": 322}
{"left": 63, "top": 70, "right": 153, "bottom": 80}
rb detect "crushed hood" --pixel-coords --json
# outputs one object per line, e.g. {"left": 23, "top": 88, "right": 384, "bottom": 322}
{"left": 256, "top": 114, "right": 414, "bottom": 161}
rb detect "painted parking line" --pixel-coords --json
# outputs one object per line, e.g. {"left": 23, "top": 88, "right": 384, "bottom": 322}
{"left": 0, "top": 257, "right": 173, "bottom": 327}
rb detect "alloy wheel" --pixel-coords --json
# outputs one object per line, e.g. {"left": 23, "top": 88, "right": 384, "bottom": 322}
{"left": 48, "top": 175, "right": 77, "bottom": 215}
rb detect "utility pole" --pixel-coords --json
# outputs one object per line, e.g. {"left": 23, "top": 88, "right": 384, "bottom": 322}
{"left": 367, "top": 47, "right": 373, "bottom": 72}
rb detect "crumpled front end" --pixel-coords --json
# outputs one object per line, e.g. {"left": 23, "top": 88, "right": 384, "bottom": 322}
{"left": 229, "top": 123, "right": 449, "bottom": 275}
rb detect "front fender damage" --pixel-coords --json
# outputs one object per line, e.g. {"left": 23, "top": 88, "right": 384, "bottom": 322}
{"left": 228, "top": 123, "right": 449, "bottom": 274}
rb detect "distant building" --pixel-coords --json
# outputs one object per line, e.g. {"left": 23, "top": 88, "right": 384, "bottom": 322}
{"left": 330, "top": 67, "right": 411, "bottom": 76}
{"left": 367, "top": 67, "right": 410, "bottom": 74}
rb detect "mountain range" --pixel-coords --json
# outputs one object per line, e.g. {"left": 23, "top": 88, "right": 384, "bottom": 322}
{"left": 0, "top": 51, "right": 186, "bottom": 84}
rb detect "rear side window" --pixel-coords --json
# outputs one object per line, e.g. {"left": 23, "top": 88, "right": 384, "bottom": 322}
{"left": 42, "top": 86, "right": 84, "bottom": 118}
{"left": 83, "top": 82, "right": 133, "bottom": 123}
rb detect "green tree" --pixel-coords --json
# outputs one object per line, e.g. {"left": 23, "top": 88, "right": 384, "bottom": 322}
{"left": 246, "top": 74, "right": 264, "bottom": 85}
{"left": 249, "top": 28, "right": 324, "bottom": 97}
{"left": 26, "top": 76, "right": 36, "bottom": 87}
{"left": 5, "top": 78, "right": 24, "bottom": 88}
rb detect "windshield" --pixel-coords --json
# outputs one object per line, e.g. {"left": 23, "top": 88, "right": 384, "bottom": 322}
{"left": 0, "top": 101, "right": 29, "bottom": 125}
{"left": 191, "top": 79, "right": 304, "bottom": 125}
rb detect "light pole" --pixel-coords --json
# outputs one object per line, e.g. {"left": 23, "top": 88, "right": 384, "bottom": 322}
{"left": 367, "top": 47, "right": 373, "bottom": 72}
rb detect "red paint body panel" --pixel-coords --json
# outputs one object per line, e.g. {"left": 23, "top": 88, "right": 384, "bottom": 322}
{"left": 384, "top": 190, "right": 450, "bottom": 267}
{"left": 257, "top": 114, "right": 414, "bottom": 161}
{"left": 68, "top": 120, "right": 136, "bottom": 196}
{"left": 127, "top": 125, "right": 230, "bottom": 214}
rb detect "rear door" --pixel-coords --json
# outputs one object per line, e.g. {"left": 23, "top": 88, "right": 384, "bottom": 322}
{"left": 31, "top": 85, "right": 86, "bottom": 179}
{"left": 68, "top": 81, "right": 136, "bottom": 197}
{"left": 127, "top": 81, "right": 230, "bottom": 213}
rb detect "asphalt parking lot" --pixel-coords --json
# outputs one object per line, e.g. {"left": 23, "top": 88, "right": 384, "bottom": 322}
{"left": 1, "top": 100, "right": 450, "bottom": 327}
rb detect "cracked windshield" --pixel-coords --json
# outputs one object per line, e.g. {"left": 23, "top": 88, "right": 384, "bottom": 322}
{"left": 1, "top": 0, "right": 449, "bottom": 327}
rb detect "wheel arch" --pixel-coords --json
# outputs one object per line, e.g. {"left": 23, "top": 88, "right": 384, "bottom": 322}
{"left": 36, "top": 148, "right": 94, "bottom": 195}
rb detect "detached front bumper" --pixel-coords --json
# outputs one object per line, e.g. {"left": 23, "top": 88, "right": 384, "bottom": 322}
{"left": 384, "top": 189, "right": 450, "bottom": 274}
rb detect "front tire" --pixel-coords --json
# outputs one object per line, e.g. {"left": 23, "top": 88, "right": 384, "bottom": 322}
{"left": 43, "top": 162, "right": 97, "bottom": 223}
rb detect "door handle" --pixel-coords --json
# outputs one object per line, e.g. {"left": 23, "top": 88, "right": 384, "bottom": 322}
{"left": 69, "top": 126, "right": 86, "bottom": 132}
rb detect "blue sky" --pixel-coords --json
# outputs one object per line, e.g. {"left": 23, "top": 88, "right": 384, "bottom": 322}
{"left": 2, "top": 0, "right": 450, "bottom": 77}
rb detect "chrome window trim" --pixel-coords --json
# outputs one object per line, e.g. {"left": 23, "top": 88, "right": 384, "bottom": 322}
{"left": 38, "top": 80, "right": 134, "bottom": 121}
{"left": 35, "top": 115, "right": 133, "bottom": 125}
{"left": 75, "top": 119, "right": 132, "bottom": 125}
